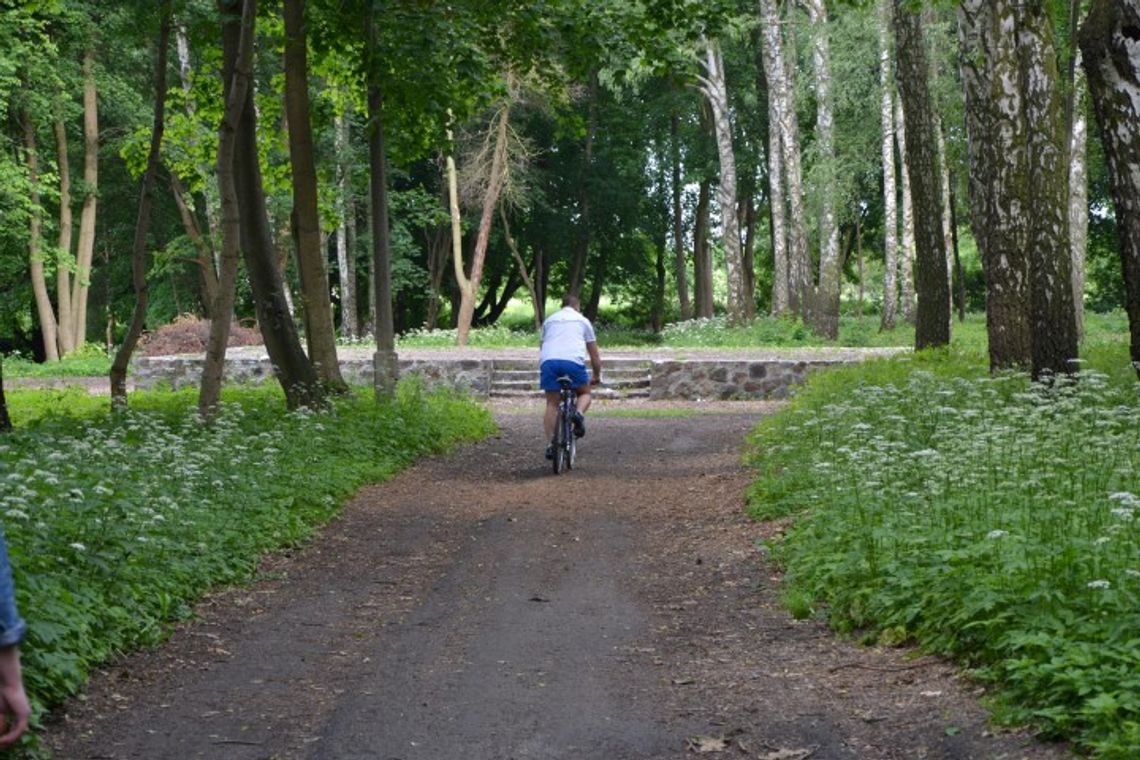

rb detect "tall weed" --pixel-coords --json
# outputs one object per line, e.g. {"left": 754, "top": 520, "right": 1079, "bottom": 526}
{"left": 747, "top": 349, "right": 1140, "bottom": 757}
{"left": 0, "top": 381, "right": 494, "bottom": 746}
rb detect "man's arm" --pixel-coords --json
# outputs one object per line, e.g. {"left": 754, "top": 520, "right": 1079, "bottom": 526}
{"left": 586, "top": 341, "right": 602, "bottom": 384}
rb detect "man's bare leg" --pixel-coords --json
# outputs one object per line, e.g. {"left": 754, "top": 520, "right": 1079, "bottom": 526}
{"left": 543, "top": 391, "right": 561, "bottom": 440}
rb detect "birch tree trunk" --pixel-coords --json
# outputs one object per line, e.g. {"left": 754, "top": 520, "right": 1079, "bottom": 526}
{"left": 938, "top": 121, "right": 955, "bottom": 336}
{"left": 1079, "top": 0, "right": 1140, "bottom": 377}
{"left": 700, "top": 39, "right": 750, "bottom": 325}
{"left": 1021, "top": 1, "right": 1078, "bottom": 378}
{"left": 111, "top": 2, "right": 171, "bottom": 407}
{"left": 805, "top": 0, "right": 840, "bottom": 339}
{"left": 767, "top": 116, "right": 790, "bottom": 316}
{"left": 200, "top": 0, "right": 256, "bottom": 419}
{"left": 24, "top": 110, "right": 60, "bottom": 362}
{"left": 53, "top": 113, "right": 75, "bottom": 355}
{"left": 759, "top": 0, "right": 810, "bottom": 317}
{"left": 72, "top": 48, "right": 99, "bottom": 350}
{"left": 283, "top": 0, "right": 346, "bottom": 391}
{"left": 335, "top": 114, "right": 358, "bottom": 339}
{"left": 895, "top": 95, "right": 916, "bottom": 324}
{"left": 958, "top": 0, "right": 1032, "bottom": 370}
{"left": 893, "top": 0, "right": 950, "bottom": 349}
{"left": 879, "top": 0, "right": 900, "bottom": 331}
{"left": 1069, "top": 52, "right": 1089, "bottom": 341}
{"left": 455, "top": 103, "right": 510, "bottom": 346}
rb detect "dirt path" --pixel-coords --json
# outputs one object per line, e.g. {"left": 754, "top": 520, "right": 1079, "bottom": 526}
{"left": 46, "top": 404, "right": 1069, "bottom": 759}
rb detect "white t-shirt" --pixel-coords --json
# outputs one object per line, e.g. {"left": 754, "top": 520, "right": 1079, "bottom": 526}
{"left": 539, "top": 307, "right": 597, "bottom": 365}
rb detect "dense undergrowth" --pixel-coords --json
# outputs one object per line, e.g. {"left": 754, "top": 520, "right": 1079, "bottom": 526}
{"left": 0, "top": 381, "right": 494, "bottom": 752}
{"left": 747, "top": 343, "right": 1140, "bottom": 757}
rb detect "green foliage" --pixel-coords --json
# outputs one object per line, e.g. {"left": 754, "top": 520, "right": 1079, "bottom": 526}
{"left": 4, "top": 343, "right": 111, "bottom": 378}
{"left": 746, "top": 336, "right": 1140, "bottom": 756}
{"left": 0, "top": 381, "right": 494, "bottom": 745}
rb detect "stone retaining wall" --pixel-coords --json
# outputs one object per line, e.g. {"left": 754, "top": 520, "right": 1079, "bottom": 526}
{"left": 647, "top": 359, "right": 842, "bottom": 400}
{"left": 134, "top": 352, "right": 872, "bottom": 400}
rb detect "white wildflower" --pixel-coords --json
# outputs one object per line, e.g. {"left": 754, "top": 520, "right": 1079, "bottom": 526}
{"left": 4, "top": 510, "right": 29, "bottom": 521}
{"left": 1087, "top": 580, "right": 1111, "bottom": 590}
{"left": 986, "top": 530, "right": 1009, "bottom": 540}
{"left": 69, "top": 543, "right": 86, "bottom": 552}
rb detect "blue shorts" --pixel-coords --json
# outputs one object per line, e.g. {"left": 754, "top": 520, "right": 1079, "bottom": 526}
{"left": 540, "top": 359, "right": 589, "bottom": 392}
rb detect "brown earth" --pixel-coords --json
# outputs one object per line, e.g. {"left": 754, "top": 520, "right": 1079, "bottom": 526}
{"left": 44, "top": 400, "right": 1070, "bottom": 760}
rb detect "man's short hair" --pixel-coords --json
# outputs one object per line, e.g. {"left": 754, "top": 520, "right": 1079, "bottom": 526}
{"left": 562, "top": 294, "right": 580, "bottom": 309}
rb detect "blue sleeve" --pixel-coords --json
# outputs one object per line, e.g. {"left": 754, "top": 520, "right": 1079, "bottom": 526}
{"left": 0, "top": 531, "right": 26, "bottom": 648}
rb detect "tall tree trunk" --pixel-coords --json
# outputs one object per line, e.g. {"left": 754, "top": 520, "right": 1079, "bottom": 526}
{"left": 237, "top": 89, "right": 321, "bottom": 409}
{"left": 1069, "top": 52, "right": 1089, "bottom": 341}
{"left": 367, "top": 9, "right": 398, "bottom": 396}
{"left": 700, "top": 39, "right": 749, "bottom": 325}
{"left": 569, "top": 71, "right": 598, "bottom": 299}
{"left": 1080, "top": 0, "right": 1140, "bottom": 377}
{"left": 805, "top": 0, "right": 840, "bottom": 338}
{"left": 958, "top": 0, "right": 1032, "bottom": 370}
{"left": 585, "top": 251, "right": 606, "bottom": 322}
{"left": 671, "top": 111, "right": 692, "bottom": 320}
{"left": 283, "top": 0, "right": 345, "bottom": 391}
{"left": 231, "top": 0, "right": 323, "bottom": 409}
{"left": 767, "top": 82, "right": 790, "bottom": 317}
{"left": 693, "top": 179, "right": 714, "bottom": 318}
{"left": 949, "top": 174, "right": 967, "bottom": 322}
{"left": 24, "top": 110, "right": 60, "bottom": 362}
{"left": 937, "top": 120, "right": 955, "bottom": 337}
{"left": 0, "top": 361, "right": 10, "bottom": 433}
{"left": 1021, "top": 1, "right": 1078, "bottom": 378}
{"left": 500, "top": 208, "right": 542, "bottom": 330}
{"left": 54, "top": 112, "right": 76, "bottom": 355}
{"left": 200, "top": 0, "right": 256, "bottom": 419}
{"left": 171, "top": 174, "right": 219, "bottom": 318}
{"left": 742, "top": 194, "right": 757, "bottom": 311}
{"left": 446, "top": 142, "right": 466, "bottom": 332}
{"left": 895, "top": 96, "right": 916, "bottom": 324}
{"left": 455, "top": 102, "right": 510, "bottom": 346}
{"left": 760, "top": 0, "right": 811, "bottom": 317}
{"left": 534, "top": 247, "right": 547, "bottom": 323}
{"left": 893, "top": 0, "right": 950, "bottom": 350}
{"left": 335, "top": 114, "right": 358, "bottom": 339}
{"left": 879, "top": 0, "right": 900, "bottom": 331}
{"left": 72, "top": 48, "right": 99, "bottom": 350}
{"left": 111, "top": 2, "right": 171, "bottom": 408}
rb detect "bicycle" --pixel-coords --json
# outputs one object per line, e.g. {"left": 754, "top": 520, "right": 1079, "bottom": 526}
{"left": 550, "top": 375, "right": 578, "bottom": 475}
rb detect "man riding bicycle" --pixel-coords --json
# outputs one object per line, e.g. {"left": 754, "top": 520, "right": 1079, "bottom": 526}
{"left": 539, "top": 294, "right": 602, "bottom": 461}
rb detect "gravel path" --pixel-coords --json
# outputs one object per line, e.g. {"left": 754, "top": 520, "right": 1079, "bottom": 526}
{"left": 44, "top": 403, "right": 1068, "bottom": 759}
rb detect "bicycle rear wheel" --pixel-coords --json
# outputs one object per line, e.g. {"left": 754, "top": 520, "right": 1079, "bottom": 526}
{"left": 552, "top": 410, "right": 567, "bottom": 474}
{"left": 565, "top": 411, "right": 576, "bottom": 470}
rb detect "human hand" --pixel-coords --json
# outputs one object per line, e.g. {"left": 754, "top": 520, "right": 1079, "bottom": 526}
{"left": 0, "top": 648, "right": 29, "bottom": 748}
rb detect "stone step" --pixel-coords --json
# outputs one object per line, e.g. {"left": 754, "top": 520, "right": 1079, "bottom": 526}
{"left": 490, "top": 377, "right": 650, "bottom": 392}
{"left": 492, "top": 368, "right": 650, "bottom": 382}
{"left": 489, "top": 386, "right": 650, "bottom": 399}
{"left": 492, "top": 358, "right": 653, "bottom": 372}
